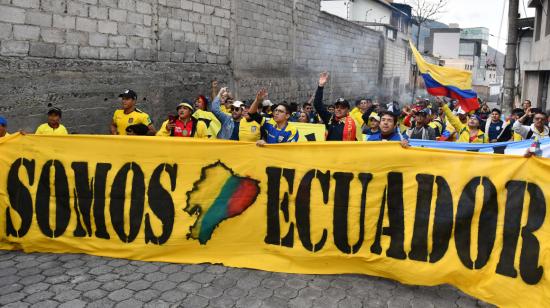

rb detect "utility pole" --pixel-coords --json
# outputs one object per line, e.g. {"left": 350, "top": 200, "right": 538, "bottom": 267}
{"left": 502, "top": 0, "right": 519, "bottom": 114}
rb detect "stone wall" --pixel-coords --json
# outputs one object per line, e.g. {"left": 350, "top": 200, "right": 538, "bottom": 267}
{"left": 0, "top": 0, "right": 384, "bottom": 133}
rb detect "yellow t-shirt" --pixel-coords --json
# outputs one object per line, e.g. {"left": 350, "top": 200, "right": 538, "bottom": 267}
{"left": 35, "top": 123, "right": 69, "bottom": 135}
{"left": 220, "top": 105, "right": 231, "bottom": 115}
{"left": 239, "top": 118, "right": 263, "bottom": 142}
{"left": 112, "top": 109, "right": 152, "bottom": 135}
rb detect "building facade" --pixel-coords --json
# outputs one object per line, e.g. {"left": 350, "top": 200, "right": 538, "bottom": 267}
{"left": 521, "top": 1, "right": 550, "bottom": 112}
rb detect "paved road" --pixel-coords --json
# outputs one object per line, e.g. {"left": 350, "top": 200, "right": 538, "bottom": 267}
{"left": 0, "top": 250, "right": 492, "bottom": 308}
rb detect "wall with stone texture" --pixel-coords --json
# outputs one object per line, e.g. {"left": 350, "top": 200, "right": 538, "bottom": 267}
{"left": 0, "top": 0, "right": 384, "bottom": 133}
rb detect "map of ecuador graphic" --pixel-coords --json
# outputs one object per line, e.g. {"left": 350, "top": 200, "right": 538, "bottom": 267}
{"left": 185, "top": 162, "right": 261, "bottom": 244}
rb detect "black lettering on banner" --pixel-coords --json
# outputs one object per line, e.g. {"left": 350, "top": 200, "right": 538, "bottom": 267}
{"left": 110, "top": 162, "right": 145, "bottom": 243}
{"left": 71, "top": 162, "right": 112, "bottom": 238}
{"left": 519, "top": 183, "right": 545, "bottom": 285}
{"left": 409, "top": 174, "right": 434, "bottom": 262}
{"left": 265, "top": 167, "right": 295, "bottom": 247}
{"left": 333, "top": 172, "right": 372, "bottom": 254}
{"left": 295, "top": 170, "right": 328, "bottom": 252}
{"left": 430, "top": 176, "right": 453, "bottom": 263}
{"left": 409, "top": 175, "right": 453, "bottom": 263}
{"left": 6, "top": 158, "right": 35, "bottom": 237}
{"left": 370, "top": 172, "right": 406, "bottom": 260}
{"left": 496, "top": 181, "right": 526, "bottom": 278}
{"left": 455, "top": 177, "right": 498, "bottom": 269}
{"left": 35, "top": 160, "right": 71, "bottom": 238}
{"left": 145, "top": 163, "right": 177, "bottom": 245}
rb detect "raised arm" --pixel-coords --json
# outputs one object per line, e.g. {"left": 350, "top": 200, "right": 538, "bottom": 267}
{"left": 512, "top": 111, "right": 531, "bottom": 139}
{"left": 313, "top": 71, "right": 331, "bottom": 124}
{"left": 248, "top": 88, "right": 268, "bottom": 115}
{"left": 441, "top": 102, "right": 464, "bottom": 132}
{"left": 211, "top": 87, "right": 231, "bottom": 125}
{"left": 210, "top": 80, "right": 218, "bottom": 103}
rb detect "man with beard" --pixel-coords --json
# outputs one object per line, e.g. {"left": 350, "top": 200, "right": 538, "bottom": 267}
{"left": 211, "top": 87, "right": 263, "bottom": 142}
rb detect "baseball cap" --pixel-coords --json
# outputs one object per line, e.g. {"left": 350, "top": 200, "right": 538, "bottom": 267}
{"left": 369, "top": 114, "right": 380, "bottom": 121}
{"left": 177, "top": 102, "right": 194, "bottom": 112}
{"left": 231, "top": 101, "right": 245, "bottom": 108}
{"left": 0, "top": 116, "right": 6, "bottom": 126}
{"left": 262, "top": 100, "right": 273, "bottom": 107}
{"left": 47, "top": 106, "right": 62, "bottom": 117}
{"left": 455, "top": 106, "right": 467, "bottom": 115}
{"left": 417, "top": 108, "right": 431, "bottom": 116}
{"left": 334, "top": 98, "right": 350, "bottom": 109}
{"left": 119, "top": 89, "right": 137, "bottom": 100}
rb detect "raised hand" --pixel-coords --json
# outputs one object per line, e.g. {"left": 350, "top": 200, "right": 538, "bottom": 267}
{"left": 319, "top": 71, "right": 329, "bottom": 87}
{"left": 256, "top": 88, "right": 268, "bottom": 102}
{"left": 217, "top": 87, "right": 228, "bottom": 98}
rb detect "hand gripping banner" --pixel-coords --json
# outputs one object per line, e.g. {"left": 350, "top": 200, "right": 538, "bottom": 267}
{"left": 0, "top": 134, "right": 549, "bottom": 307}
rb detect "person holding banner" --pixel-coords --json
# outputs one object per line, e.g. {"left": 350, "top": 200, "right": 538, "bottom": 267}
{"left": 366, "top": 111, "right": 409, "bottom": 148}
{"left": 35, "top": 106, "right": 69, "bottom": 135}
{"left": 313, "top": 72, "right": 361, "bottom": 141}
{"left": 156, "top": 101, "right": 208, "bottom": 138}
{"left": 111, "top": 89, "right": 156, "bottom": 136}
{"left": 248, "top": 88, "right": 299, "bottom": 146}
{"left": 438, "top": 100, "right": 488, "bottom": 143}
{"left": 513, "top": 109, "right": 549, "bottom": 140}
{"left": 210, "top": 87, "right": 262, "bottom": 142}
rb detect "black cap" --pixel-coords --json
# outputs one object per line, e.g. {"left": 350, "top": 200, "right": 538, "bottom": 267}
{"left": 119, "top": 89, "right": 137, "bottom": 100}
{"left": 47, "top": 107, "right": 62, "bottom": 117}
{"left": 334, "top": 98, "right": 350, "bottom": 109}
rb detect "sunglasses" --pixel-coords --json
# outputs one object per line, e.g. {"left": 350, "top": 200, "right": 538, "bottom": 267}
{"left": 230, "top": 107, "right": 242, "bottom": 111}
{"left": 273, "top": 108, "right": 288, "bottom": 114}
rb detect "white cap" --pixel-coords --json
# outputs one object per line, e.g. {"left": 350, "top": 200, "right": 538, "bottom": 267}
{"left": 455, "top": 106, "right": 467, "bottom": 115}
{"left": 231, "top": 101, "right": 244, "bottom": 108}
{"left": 262, "top": 100, "right": 273, "bottom": 107}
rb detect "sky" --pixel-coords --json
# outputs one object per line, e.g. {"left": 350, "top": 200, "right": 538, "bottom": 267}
{"left": 320, "top": 0, "right": 535, "bottom": 53}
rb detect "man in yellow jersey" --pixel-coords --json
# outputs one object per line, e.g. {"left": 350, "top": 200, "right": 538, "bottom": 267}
{"left": 35, "top": 107, "right": 69, "bottom": 135}
{"left": 0, "top": 116, "right": 9, "bottom": 138}
{"left": 111, "top": 89, "right": 156, "bottom": 135}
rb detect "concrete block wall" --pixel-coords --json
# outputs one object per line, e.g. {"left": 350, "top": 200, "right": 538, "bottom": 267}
{"left": 0, "top": 0, "right": 385, "bottom": 133}
{"left": 231, "top": 0, "right": 383, "bottom": 105}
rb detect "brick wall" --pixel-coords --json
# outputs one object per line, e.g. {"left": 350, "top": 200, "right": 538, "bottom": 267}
{"left": 0, "top": 0, "right": 384, "bottom": 133}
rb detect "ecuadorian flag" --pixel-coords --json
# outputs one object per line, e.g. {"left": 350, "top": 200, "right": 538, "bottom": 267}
{"left": 410, "top": 41, "right": 480, "bottom": 112}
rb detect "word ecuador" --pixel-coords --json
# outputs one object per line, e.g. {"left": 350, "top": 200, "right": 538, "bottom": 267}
{"left": 264, "top": 167, "right": 545, "bottom": 286}
{"left": 4, "top": 159, "right": 546, "bottom": 287}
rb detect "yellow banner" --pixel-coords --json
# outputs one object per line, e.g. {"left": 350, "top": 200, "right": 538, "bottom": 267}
{"left": 1, "top": 133, "right": 549, "bottom": 308}
{"left": 292, "top": 122, "right": 326, "bottom": 142}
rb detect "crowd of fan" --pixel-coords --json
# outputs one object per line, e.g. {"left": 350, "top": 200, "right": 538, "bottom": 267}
{"left": 1, "top": 72, "right": 548, "bottom": 150}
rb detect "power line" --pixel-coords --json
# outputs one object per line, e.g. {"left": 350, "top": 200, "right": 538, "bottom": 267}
{"left": 495, "top": 0, "right": 506, "bottom": 62}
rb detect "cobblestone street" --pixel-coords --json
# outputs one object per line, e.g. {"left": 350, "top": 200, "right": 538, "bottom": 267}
{"left": 0, "top": 250, "right": 492, "bottom": 308}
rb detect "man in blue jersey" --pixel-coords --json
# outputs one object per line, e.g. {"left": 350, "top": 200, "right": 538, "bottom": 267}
{"left": 248, "top": 88, "right": 299, "bottom": 146}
